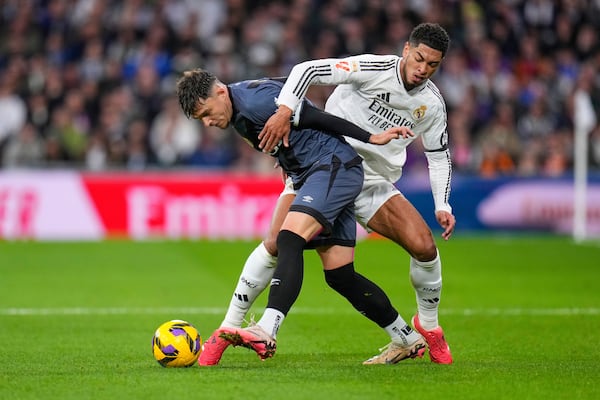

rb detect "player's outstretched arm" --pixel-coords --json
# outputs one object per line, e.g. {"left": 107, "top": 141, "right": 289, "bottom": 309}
{"left": 369, "top": 127, "right": 414, "bottom": 145}
{"left": 296, "top": 103, "right": 412, "bottom": 145}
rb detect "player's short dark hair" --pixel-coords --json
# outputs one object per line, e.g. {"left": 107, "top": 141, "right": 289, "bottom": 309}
{"left": 176, "top": 68, "right": 217, "bottom": 118}
{"left": 409, "top": 23, "right": 450, "bottom": 57}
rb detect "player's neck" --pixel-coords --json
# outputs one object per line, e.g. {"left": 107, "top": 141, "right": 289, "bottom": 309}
{"left": 399, "top": 59, "right": 414, "bottom": 91}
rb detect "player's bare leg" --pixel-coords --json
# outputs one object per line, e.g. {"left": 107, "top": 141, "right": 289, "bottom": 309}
{"left": 318, "top": 245, "right": 425, "bottom": 364}
{"left": 367, "top": 193, "right": 452, "bottom": 364}
{"left": 220, "top": 193, "right": 294, "bottom": 328}
{"left": 220, "top": 212, "right": 323, "bottom": 360}
{"left": 198, "top": 193, "right": 294, "bottom": 366}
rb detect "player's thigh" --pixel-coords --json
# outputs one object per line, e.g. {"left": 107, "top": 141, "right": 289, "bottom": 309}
{"left": 281, "top": 211, "right": 323, "bottom": 242}
{"left": 264, "top": 192, "right": 296, "bottom": 255}
{"left": 368, "top": 193, "right": 437, "bottom": 261}
{"left": 291, "top": 163, "right": 362, "bottom": 237}
{"left": 317, "top": 245, "right": 355, "bottom": 270}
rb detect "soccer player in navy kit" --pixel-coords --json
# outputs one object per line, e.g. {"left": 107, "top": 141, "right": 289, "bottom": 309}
{"left": 176, "top": 70, "right": 417, "bottom": 363}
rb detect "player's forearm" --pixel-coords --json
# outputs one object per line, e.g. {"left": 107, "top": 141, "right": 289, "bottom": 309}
{"left": 295, "top": 102, "right": 372, "bottom": 143}
{"left": 426, "top": 150, "right": 453, "bottom": 213}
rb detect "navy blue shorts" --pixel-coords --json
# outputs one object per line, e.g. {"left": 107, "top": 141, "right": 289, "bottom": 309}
{"left": 289, "top": 156, "right": 363, "bottom": 248}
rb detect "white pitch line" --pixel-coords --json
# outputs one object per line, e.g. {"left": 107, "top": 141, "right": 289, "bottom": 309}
{"left": 0, "top": 307, "right": 228, "bottom": 316}
{"left": 0, "top": 307, "right": 599, "bottom": 316}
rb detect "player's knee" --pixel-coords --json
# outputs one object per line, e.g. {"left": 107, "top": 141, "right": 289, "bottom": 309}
{"left": 275, "top": 229, "right": 306, "bottom": 255}
{"left": 263, "top": 235, "right": 279, "bottom": 257}
{"left": 410, "top": 233, "right": 438, "bottom": 262}
{"left": 324, "top": 263, "right": 354, "bottom": 293}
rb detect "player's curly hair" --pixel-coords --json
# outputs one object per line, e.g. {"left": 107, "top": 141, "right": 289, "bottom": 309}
{"left": 409, "top": 23, "right": 450, "bottom": 57}
{"left": 176, "top": 69, "right": 217, "bottom": 118}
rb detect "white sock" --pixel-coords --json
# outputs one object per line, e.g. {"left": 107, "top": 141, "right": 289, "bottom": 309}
{"left": 384, "top": 315, "right": 422, "bottom": 346}
{"left": 220, "top": 242, "right": 277, "bottom": 328}
{"left": 409, "top": 251, "right": 442, "bottom": 330}
{"left": 257, "top": 308, "right": 285, "bottom": 339}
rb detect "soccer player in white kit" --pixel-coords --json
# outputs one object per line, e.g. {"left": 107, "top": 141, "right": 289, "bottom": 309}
{"left": 201, "top": 22, "right": 455, "bottom": 365}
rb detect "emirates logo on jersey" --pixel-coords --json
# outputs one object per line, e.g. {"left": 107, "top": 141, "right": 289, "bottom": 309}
{"left": 413, "top": 105, "right": 427, "bottom": 120}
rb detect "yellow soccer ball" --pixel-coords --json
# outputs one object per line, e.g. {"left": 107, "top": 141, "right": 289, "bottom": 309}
{"left": 152, "top": 320, "right": 202, "bottom": 367}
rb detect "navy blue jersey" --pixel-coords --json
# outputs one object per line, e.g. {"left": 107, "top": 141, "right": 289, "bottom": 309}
{"left": 228, "top": 79, "right": 361, "bottom": 188}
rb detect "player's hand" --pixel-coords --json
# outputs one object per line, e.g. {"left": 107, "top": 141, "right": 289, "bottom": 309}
{"left": 259, "top": 106, "right": 293, "bottom": 153}
{"left": 435, "top": 210, "right": 455, "bottom": 241}
{"left": 368, "top": 127, "right": 414, "bottom": 145}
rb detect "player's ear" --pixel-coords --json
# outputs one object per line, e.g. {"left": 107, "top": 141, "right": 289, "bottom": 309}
{"left": 214, "top": 83, "right": 227, "bottom": 97}
{"left": 402, "top": 42, "right": 410, "bottom": 57}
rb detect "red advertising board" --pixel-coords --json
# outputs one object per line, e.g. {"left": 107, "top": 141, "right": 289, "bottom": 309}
{"left": 0, "top": 171, "right": 283, "bottom": 240}
{"left": 82, "top": 172, "right": 284, "bottom": 239}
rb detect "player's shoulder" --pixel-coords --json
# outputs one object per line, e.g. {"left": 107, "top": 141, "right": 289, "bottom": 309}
{"left": 231, "top": 79, "right": 281, "bottom": 101}
{"left": 421, "top": 80, "right": 446, "bottom": 112}
{"left": 229, "top": 79, "right": 280, "bottom": 112}
{"left": 348, "top": 53, "right": 400, "bottom": 66}
{"left": 234, "top": 78, "right": 282, "bottom": 91}
{"left": 351, "top": 53, "right": 400, "bottom": 60}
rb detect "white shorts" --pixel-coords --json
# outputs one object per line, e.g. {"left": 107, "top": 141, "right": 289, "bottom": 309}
{"left": 282, "top": 176, "right": 400, "bottom": 233}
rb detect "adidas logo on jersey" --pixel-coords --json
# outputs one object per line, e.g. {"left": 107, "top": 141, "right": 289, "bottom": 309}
{"left": 377, "top": 92, "right": 391, "bottom": 102}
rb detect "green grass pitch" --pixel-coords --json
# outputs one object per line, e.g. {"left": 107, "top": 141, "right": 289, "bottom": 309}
{"left": 1, "top": 235, "right": 599, "bottom": 399}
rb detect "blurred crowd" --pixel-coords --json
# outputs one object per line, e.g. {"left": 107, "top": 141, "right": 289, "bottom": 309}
{"left": 0, "top": 0, "right": 599, "bottom": 178}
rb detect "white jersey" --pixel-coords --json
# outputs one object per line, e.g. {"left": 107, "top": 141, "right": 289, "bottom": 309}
{"left": 276, "top": 54, "right": 452, "bottom": 213}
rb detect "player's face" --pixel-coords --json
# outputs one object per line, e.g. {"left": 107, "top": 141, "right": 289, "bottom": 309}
{"left": 191, "top": 85, "right": 232, "bottom": 129}
{"left": 400, "top": 42, "right": 443, "bottom": 90}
